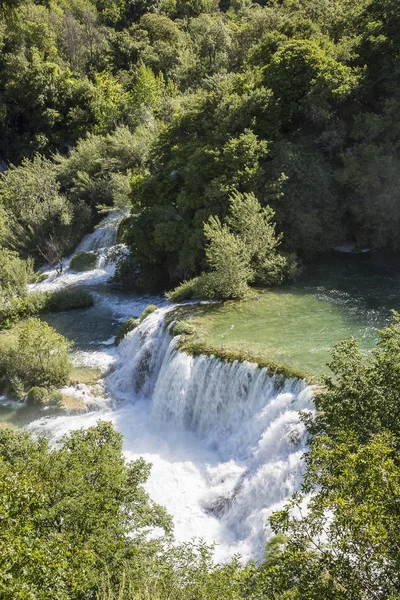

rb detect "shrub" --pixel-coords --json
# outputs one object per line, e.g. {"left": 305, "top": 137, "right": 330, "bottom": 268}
{"left": 33, "top": 272, "right": 49, "bottom": 283}
{"left": 45, "top": 287, "right": 94, "bottom": 311}
{"left": 141, "top": 304, "right": 157, "bottom": 319}
{"left": 166, "top": 278, "right": 200, "bottom": 302}
{"left": 0, "top": 288, "right": 94, "bottom": 330}
{"left": 0, "top": 319, "right": 72, "bottom": 398}
{"left": 69, "top": 251, "right": 98, "bottom": 271}
{"left": 0, "top": 291, "right": 48, "bottom": 330}
{"left": 26, "top": 386, "right": 49, "bottom": 405}
{"left": 0, "top": 248, "right": 35, "bottom": 296}
{"left": 166, "top": 192, "right": 295, "bottom": 302}
{"left": 26, "top": 387, "right": 63, "bottom": 406}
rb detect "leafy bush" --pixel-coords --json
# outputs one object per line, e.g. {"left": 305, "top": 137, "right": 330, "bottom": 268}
{"left": 45, "top": 287, "right": 94, "bottom": 311}
{"left": 0, "top": 422, "right": 171, "bottom": 599}
{"left": 26, "top": 386, "right": 63, "bottom": 406}
{"left": 115, "top": 305, "right": 158, "bottom": 345}
{"left": 166, "top": 278, "right": 200, "bottom": 302}
{"left": 33, "top": 272, "right": 49, "bottom": 283}
{"left": 0, "top": 288, "right": 94, "bottom": 330}
{"left": 140, "top": 304, "right": 158, "bottom": 319}
{"left": 0, "top": 248, "right": 35, "bottom": 296}
{"left": 0, "top": 291, "right": 48, "bottom": 330}
{"left": 26, "top": 386, "right": 50, "bottom": 405}
{"left": 0, "top": 319, "right": 72, "bottom": 398}
{"left": 167, "top": 192, "right": 294, "bottom": 302}
{"left": 69, "top": 251, "right": 98, "bottom": 271}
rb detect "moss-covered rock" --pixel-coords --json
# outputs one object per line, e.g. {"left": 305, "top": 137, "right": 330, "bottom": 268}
{"left": 69, "top": 252, "right": 98, "bottom": 272}
{"left": 177, "top": 339, "right": 311, "bottom": 382}
{"left": 115, "top": 305, "right": 158, "bottom": 345}
{"left": 115, "top": 318, "right": 140, "bottom": 345}
{"left": 172, "top": 320, "right": 196, "bottom": 336}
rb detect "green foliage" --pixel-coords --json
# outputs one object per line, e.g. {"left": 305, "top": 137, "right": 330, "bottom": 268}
{"left": 0, "top": 156, "right": 83, "bottom": 265}
{"left": 166, "top": 278, "right": 200, "bottom": 302}
{"left": 0, "top": 318, "right": 72, "bottom": 397}
{"left": 26, "top": 386, "right": 50, "bottom": 405}
{"left": 171, "top": 319, "right": 196, "bottom": 336}
{"left": 44, "top": 286, "right": 95, "bottom": 311}
{"left": 26, "top": 386, "right": 62, "bottom": 406}
{"left": 0, "top": 290, "right": 48, "bottom": 330}
{"left": 0, "top": 288, "right": 94, "bottom": 329}
{"left": 0, "top": 248, "right": 35, "bottom": 296}
{"left": 309, "top": 310, "right": 400, "bottom": 444}
{"left": 262, "top": 433, "right": 400, "bottom": 599}
{"left": 167, "top": 191, "right": 292, "bottom": 301}
{"left": 0, "top": 422, "right": 171, "bottom": 599}
{"left": 255, "top": 310, "right": 400, "bottom": 599}
{"left": 69, "top": 251, "right": 98, "bottom": 271}
{"left": 141, "top": 304, "right": 158, "bottom": 319}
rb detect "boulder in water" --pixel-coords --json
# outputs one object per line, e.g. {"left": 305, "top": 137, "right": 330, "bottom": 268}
{"left": 69, "top": 251, "right": 98, "bottom": 272}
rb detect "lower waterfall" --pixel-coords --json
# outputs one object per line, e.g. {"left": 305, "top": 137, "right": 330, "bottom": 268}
{"left": 107, "top": 308, "right": 315, "bottom": 560}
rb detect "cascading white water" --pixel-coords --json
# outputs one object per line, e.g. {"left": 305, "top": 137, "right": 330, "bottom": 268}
{"left": 108, "top": 309, "right": 315, "bottom": 560}
{"left": 30, "top": 211, "right": 127, "bottom": 291}
{"left": 25, "top": 208, "right": 315, "bottom": 562}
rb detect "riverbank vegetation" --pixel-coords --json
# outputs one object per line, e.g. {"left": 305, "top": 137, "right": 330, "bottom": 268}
{"left": 0, "top": 318, "right": 72, "bottom": 399}
{"left": 115, "top": 303, "right": 157, "bottom": 344}
{"left": 1, "top": 0, "right": 399, "bottom": 291}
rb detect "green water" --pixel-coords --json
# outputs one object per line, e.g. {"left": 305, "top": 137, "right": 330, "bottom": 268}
{"left": 198, "top": 257, "right": 400, "bottom": 375}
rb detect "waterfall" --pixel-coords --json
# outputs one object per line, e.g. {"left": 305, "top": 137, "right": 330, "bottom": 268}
{"left": 73, "top": 211, "right": 126, "bottom": 269}
{"left": 30, "top": 211, "right": 127, "bottom": 291}
{"left": 108, "top": 308, "right": 315, "bottom": 560}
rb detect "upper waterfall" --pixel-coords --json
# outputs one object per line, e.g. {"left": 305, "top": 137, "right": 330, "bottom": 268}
{"left": 30, "top": 211, "right": 127, "bottom": 291}
{"left": 108, "top": 308, "right": 315, "bottom": 560}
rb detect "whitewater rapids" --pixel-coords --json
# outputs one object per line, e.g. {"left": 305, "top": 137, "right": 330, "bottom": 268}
{"left": 30, "top": 307, "right": 314, "bottom": 562}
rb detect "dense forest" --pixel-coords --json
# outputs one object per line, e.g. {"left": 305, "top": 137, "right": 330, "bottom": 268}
{"left": 1, "top": 0, "right": 400, "bottom": 598}
{"left": 1, "top": 0, "right": 399, "bottom": 292}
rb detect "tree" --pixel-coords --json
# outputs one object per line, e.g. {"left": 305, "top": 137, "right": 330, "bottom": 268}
{"left": 0, "top": 422, "right": 171, "bottom": 599}
{"left": 258, "top": 433, "right": 400, "bottom": 600}
{"left": 0, "top": 318, "right": 72, "bottom": 397}
{"left": 311, "top": 310, "right": 400, "bottom": 445}
{"left": 0, "top": 155, "right": 79, "bottom": 269}
{"left": 0, "top": 248, "right": 34, "bottom": 296}
{"left": 167, "top": 191, "right": 292, "bottom": 301}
